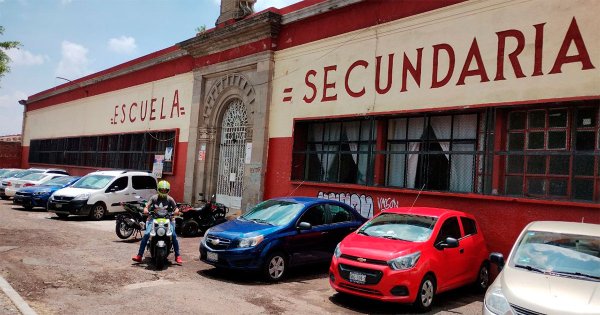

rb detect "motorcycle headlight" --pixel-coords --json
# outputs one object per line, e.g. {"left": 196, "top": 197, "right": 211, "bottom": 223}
{"left": 334, "top": 243, "right": 342, "bottom": 258}
{"left": 73, "top": 193, "right": 90, "bottom": 201}
{"left": 484, "top": 287, "right": 514, "bottom": 315}
{"left": 238, "top": 235, "right": 264, "bottom": 248}
{"left": 157, "top": 227, "right": 166, "bottom": 237}
{"left": 388, "top": 251, "right": 420, "bottom": 270}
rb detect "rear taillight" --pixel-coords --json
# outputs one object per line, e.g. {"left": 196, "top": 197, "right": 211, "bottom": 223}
{"left": 23, "top": 183, "right": 34, "bottom": 187}
{"left": 6, "top": 182, "right": 11, "bottom": 186}
{"left": 211, "top": 204, "right": 217, "bottom": 210}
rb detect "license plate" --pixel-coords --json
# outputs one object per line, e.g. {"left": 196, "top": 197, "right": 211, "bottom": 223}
{"left": 55, "top": 204, "right": 62, "bottom": 209}
{"left": 15, "top": 184, "right": 21, "bottom": 188}
{"left": 349, "top": 272, "right": 367, "bottom": 284}
{"left": 207, "top": 251, "right": 218, "bottom": 262}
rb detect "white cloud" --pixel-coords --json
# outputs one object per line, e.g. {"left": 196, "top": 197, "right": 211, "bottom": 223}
{"left": 5, "top": 48, "right": 48, "bottom": 66}
{"left": 0, "top": 90, "right": 27, "bottom": 109}
{"left": 108, "top": 36, "right": 137, "bottom": 54}
{"left": 254, "top": 0, "right": 300, "bottom": 11}
{"left": 55, "top": 40, "right": 90, "bottom": 79}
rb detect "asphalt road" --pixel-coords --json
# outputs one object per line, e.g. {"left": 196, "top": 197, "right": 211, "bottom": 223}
{"left": 0, "top": 200, "right": 484, "bottom": 315}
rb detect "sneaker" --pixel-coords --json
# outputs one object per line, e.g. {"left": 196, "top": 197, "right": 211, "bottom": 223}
{"left": 176, "top": 256, "right": 183, "bottom": 264}
{"left": 132, "top": 255, "right": 142, "bottom": 263}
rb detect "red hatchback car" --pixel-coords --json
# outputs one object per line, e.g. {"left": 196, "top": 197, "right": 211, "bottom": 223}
{"left": 329, "top": 207, "right": 490, "bottom": 312}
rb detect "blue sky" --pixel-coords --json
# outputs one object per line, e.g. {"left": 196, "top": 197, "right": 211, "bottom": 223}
{"left": 0, "top": 0, "right": 299, "bottom": 136}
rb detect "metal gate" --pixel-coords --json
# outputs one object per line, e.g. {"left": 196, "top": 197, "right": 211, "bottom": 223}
{"left": 216, "top": 99, "right": 248, "bottom": 209}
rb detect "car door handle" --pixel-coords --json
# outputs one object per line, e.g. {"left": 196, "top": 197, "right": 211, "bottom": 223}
{"left": 124, "top": 193, "right": 130, "bottom": 195}
{"left": 459, "top": 248, "right": 464, "bottom": 254}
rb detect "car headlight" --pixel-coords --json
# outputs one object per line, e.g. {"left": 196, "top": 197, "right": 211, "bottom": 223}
{"left": 34, "top": 191, "right": 50, "bottom": 196}
{"left": 388, "top": 251, "right": 421, "bottom": 270}
{"left": 73, "top": 193, "right": 90, "bottom": 201}
{"left": 238, "top": 235, "right": 264, "bottom": 248}
{"left": 334, "top": 243, "right": 342, "bottom": 258}
{"left": 484, "top": 287, "right": 514, "bottom": 315}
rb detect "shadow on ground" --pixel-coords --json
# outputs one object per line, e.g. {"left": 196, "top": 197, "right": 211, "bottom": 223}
{"left": 197, "top": 262, "right": 331, "bottom": 286}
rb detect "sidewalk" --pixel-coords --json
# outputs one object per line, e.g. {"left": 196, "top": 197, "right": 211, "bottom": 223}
{"left": 0, "top": 275, "right": 37, "bottom": 315}
{"left": 0, "top": 286, "right": 20, "bottom": 315}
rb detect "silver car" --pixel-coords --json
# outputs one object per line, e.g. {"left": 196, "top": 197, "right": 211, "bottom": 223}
{"left": 483, "top": 221, "right": 600, "bottom": 315}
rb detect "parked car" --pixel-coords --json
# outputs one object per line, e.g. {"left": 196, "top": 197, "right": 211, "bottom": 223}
{"left": 13, "top": 176, "right": 81, "bottom": 210}
{"left": 199, "top": 197, "right": 367, "bottom": 281}
{"left": 47, "top": 170, "right": 157, "bottom": 220}
{"left": 483, "top": 221, "right": 600, "bottom": 315}
{"left": 0, "top": 168, "right": 68, "bottom": 200}
{"left": 329, "top": 207, "right": 490, "bottom": 312}
{"left": 5, "top": 172, "right": 68, "bottom": 198}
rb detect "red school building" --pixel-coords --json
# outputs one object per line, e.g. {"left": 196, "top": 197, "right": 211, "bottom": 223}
{"left": 19, "top": 0, "right": 599, "bottom": 256}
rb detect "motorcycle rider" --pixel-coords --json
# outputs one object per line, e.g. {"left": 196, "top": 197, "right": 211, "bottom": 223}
{"left": 132, "top": 180, "right": 182, "bottom": 264}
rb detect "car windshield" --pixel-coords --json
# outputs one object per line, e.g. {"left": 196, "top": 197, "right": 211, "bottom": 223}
{"left": 358, "top": 213, "right": 437, "bottom": 242}
{"left": 43, "top": 176, "right": 77, "bottom": 187}
{"left": 0, "top": 170, "right": 20, "bottom": 179}
{"left": 510, "top": 230, "right": 600, "bottom": 281}
{"left": 240, "top": 200, "right": 304, "bottom": 226}
{"left": 71, "top": 175, "right": 114, "bottom": 189}
{"left": 21, "top": 173, "right": 46, "bottom": 181}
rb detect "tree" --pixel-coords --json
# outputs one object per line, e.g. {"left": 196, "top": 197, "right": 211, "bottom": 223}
{"left": 195, "top": 25, "right": 207, "bottom": 34}
{"left": 0, "top": 26, "right": 21, "bottom": 83}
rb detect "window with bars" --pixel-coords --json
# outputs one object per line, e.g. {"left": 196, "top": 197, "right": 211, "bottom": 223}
{"left": 29, "top": 130, "right": 176, "bottom": 173}
{"left": 501, "top": 103, "right": 599, "bottom": 202}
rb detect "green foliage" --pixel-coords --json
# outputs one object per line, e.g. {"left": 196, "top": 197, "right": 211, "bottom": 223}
{"left": 195, "top": 25, "right": 207, "bottom": 34}
{"left": 0, "top": 26, "right": 22, "bottom": 82}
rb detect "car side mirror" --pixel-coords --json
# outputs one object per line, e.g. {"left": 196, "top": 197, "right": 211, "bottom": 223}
{"left": 436, "top": 237, "right": 459, "bottom": 249}
{"left": 297, "top": 222, "right": 312, "bottom": 230}
{"left": 490, "top": 252, "right": 505, "bottom": 271}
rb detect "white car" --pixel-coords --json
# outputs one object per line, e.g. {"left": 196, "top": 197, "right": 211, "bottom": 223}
{"left": 47, "top": 170, "right": 157, "bottom": 220}
{"left": 5, "top": 173, "right": 68, "bottom": 198}
{"left": 483, "top": 221, "right": 600, "bottom": 315}
{"left": 0, "top": 168, "right": 68, "bottom": 199}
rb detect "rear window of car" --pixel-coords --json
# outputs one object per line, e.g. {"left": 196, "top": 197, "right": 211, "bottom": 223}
{"left": 460, "top": 217, "right": 478, "bottom": 236}
{"left": 132, "top": 176, "right": 157, "bottom": 190}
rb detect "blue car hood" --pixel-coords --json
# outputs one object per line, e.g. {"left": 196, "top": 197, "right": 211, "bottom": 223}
{"left": 208, "top": 218, "right": 282, "bottom": 239}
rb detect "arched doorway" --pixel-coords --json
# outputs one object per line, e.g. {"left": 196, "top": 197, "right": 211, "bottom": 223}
{"left": 216, "top": 99, "right": 248, "bottom": 208}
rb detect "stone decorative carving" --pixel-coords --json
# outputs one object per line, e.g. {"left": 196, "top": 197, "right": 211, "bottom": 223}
{"left": 204, "top": 73, "right": 256, "bottom": 126}
{"left": 198, "top": 127, "right": 217, "bottom": 142}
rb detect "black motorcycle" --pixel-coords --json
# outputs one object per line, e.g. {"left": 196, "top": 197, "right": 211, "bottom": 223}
{"left": 115, "top": 199, "right": 147, "bottom": 239}
{"left": 175, "top": 195, "right": 228, "bottom": 237}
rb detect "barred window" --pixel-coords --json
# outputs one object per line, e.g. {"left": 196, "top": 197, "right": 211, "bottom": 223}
{"left": 29, "top": 130, "right": 176, "bottom": 173}
{"left": 501, "top": 102, "right": 599, "bottom": 202}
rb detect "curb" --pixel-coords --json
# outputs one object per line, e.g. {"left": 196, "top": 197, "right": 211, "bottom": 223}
{"left": 0, "top": 275, "right": 37, "bottom": 315}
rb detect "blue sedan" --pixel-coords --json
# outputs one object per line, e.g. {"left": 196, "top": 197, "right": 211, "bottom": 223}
{"left": 199, "top": 197, "right": 367, "bottom": 281}
{"left": 13, "top": 176, "right": 81, "bottom": 210}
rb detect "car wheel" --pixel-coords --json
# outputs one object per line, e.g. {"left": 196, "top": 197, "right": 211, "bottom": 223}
{"left": 263, "top": 251, "right": 287, "bottom": 282}
{"left": 414, "top": 274, "right": 436, "bottom": 313}
{"left": 89, "top": 203, "right": 106, "bottom": 220}
{"left": 474, "top": 262, "right": 490, "bottom": 292}
{"left": 182, "top": 220, "right": 199, "bottom": 237}
{"left": 56, "top": 213, "right": 69, "bottom": 219}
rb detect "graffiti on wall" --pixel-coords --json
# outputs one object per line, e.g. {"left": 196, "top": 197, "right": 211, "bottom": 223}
{"left": 317, "top": 191, "right": 374, "bottom": 218}
{"left": 317, "top": 191, "right": 401, "bottom": 218}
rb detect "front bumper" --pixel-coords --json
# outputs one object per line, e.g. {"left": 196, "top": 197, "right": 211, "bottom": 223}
{"left": 47, "top": 199, "right": 92, "bottom": 215}
{"left": 199, "top": 242, "right": 265, "bottom": 270}
{"left": 328, "top": 256, "right": 425, "bottom": 303}
{"left": 13, "top": 194, "right": 49, "bottom": 208}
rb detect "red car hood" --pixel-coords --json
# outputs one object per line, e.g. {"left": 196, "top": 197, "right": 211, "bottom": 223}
{"left": 340, "top": 233, "right": 423, "bottom": 261}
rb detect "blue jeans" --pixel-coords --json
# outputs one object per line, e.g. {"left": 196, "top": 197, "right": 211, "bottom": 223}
{"left": 137, "top": 219, "right": 180, "bottom": 257}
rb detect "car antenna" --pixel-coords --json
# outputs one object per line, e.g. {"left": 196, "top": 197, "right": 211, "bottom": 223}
{"left": 408, "top": 183, "right": 426, "bottom": 212}
{"left": 287, "top": 180, "right": 305, "bottom": 197}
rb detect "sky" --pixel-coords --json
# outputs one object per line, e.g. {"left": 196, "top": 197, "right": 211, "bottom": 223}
{"left": 0, "top": 0, "right": 300, "bottom": 136}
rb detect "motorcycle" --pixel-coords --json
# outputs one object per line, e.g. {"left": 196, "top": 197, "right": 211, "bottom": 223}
{"left": 175, "top": 194, "right": 228, "bottom": 237}
{"left": 115, "top": 199, "right": 147, "bottom": 240}
{"left": 147, "top": 207, "right": 175, "bottom": 270}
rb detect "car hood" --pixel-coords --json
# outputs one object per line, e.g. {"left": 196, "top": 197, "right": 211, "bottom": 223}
{"left": 53, "top": 187, "right": 99, "bottom": 197}
{"left": 19, "top": 186, "right": 59, "bottom": 194}
{"left": 499, "top": 266, "right": 600, "bottom": 314}
{"left": 339, "top": 233, "right": 422, "bottom": 261}
{"left": 208, "top": 218, "right": 282, "bottom": 239}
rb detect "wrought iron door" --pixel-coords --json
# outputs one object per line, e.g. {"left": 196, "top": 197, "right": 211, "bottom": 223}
{"left": 216, "top": 99, "right": 248, "bottom": 209}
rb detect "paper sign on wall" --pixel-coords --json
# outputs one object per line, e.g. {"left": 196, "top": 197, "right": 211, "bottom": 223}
{"left": 164, "top": 147, "right": 173, "bottom": 161}
{"left": 245, "top": 143, "right": 252, "bottom": 164}
{"left": 152, "top": 155, "right": 164, "bottom": 178}
{"left": 198, "top": 144, "right": 206, "bottom": 161}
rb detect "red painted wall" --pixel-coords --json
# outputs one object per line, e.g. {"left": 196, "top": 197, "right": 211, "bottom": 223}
{"left": 21, "top": 142, "right": 188, "bottom": 202}
{"left": 0, "top": 142, "right": 22, "bottom": 168}
{"left": 264, "top": 137, "right": 600, "bottom": 257}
